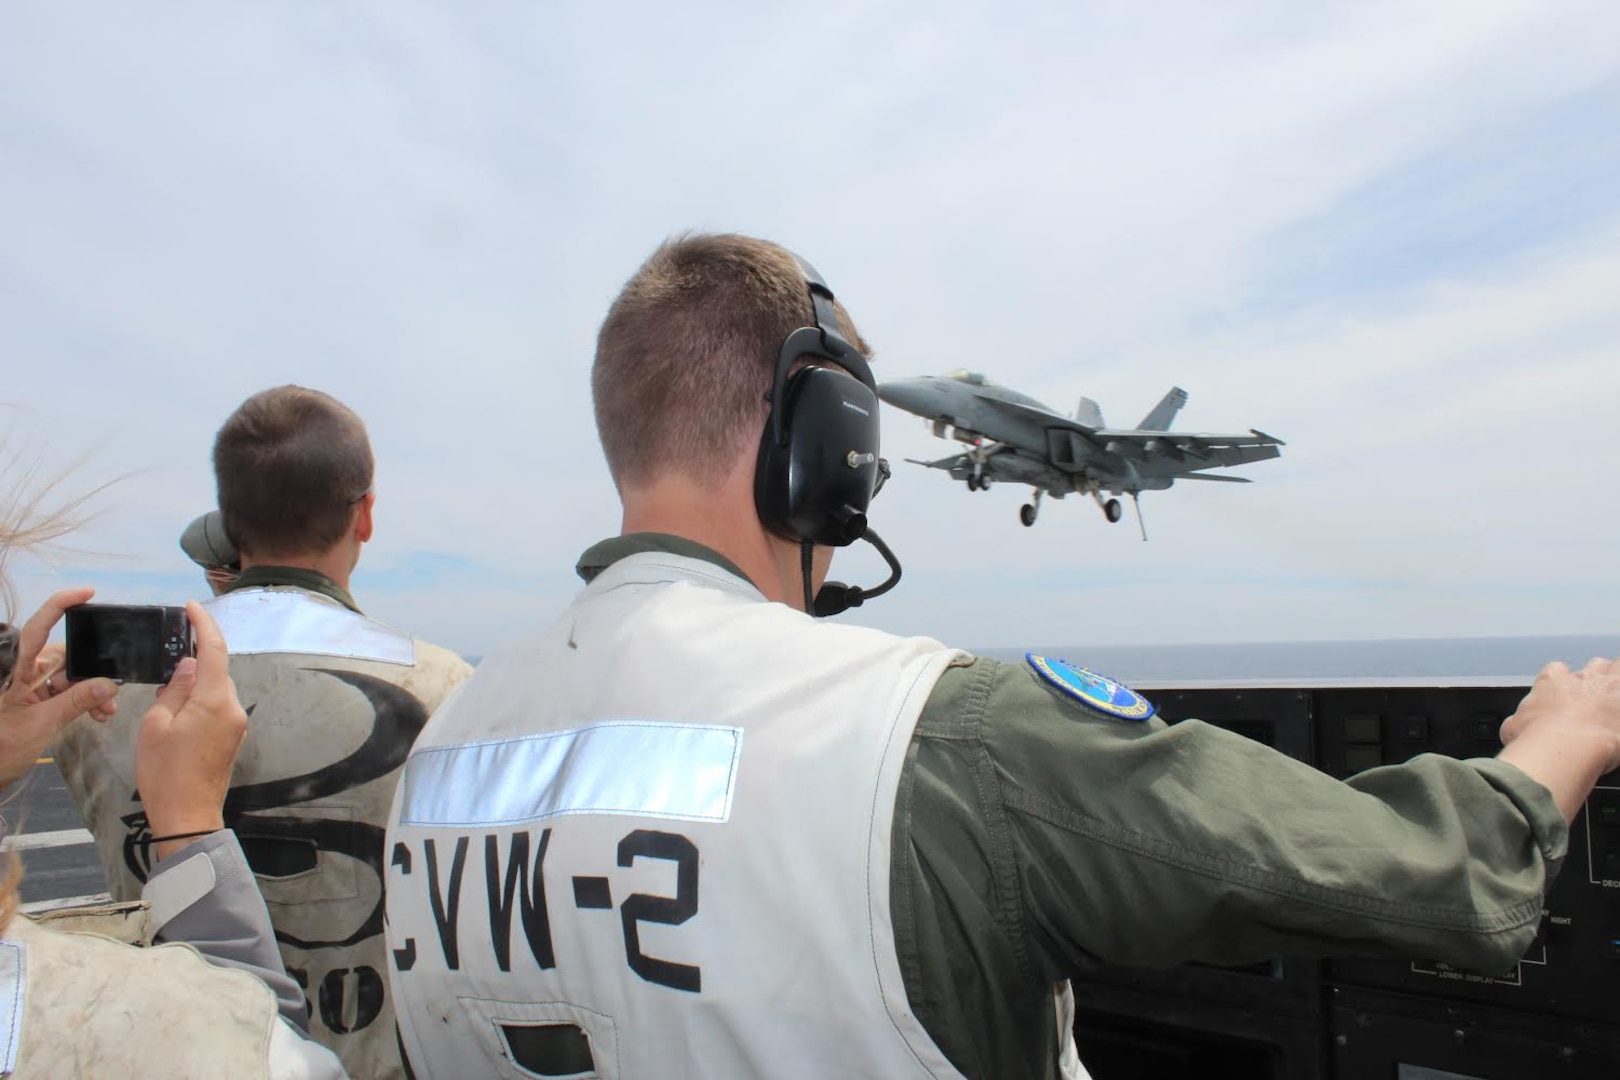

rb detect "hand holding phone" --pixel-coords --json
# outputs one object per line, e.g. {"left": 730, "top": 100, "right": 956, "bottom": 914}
{"left": 65, "top": 604, "right": 196, "bottom": 685}
{"left": 0, "top": 587, "right": 120, "bottom": 789}
{"left": 136, "top": 601, "right": 248, "bottom": 858}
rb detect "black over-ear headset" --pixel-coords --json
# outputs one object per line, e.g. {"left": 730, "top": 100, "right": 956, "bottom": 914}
{"left": 754, "top": 254, "right": 901, "bottom": 617}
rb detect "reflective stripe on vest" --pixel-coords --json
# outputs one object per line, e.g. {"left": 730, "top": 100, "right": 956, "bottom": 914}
{"left": 397, "top": 721, "right": 744, "bottom": 828}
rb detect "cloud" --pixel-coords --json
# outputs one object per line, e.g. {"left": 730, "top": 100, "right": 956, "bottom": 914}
{"left": 3, "top": 2, "right": 1619, "bottom": 656}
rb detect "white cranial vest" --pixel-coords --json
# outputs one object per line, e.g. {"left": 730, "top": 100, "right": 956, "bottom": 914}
{"left": 0, "top": 912, "right": 281, "bottom": 1078}
{"left": 56, "top": 586, "right": 471, "bottom": 1080}
{"left": 387, "top": 552, "right": 972, "bottom": 1079}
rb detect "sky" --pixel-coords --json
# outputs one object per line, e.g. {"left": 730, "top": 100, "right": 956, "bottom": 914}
{"left": 3, "top": 1, "right": 1618, "bottom": 658}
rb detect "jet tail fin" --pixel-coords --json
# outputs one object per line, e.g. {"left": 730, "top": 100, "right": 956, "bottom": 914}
{"left": 1137, "top": 387, "right": 1188, "bottom": 431}
{"left": 1075, "top": 397, "right": 1105, "bottom": 429}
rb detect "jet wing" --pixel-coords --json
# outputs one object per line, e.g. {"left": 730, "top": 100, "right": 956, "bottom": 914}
{"left": 1090, "top": 428, "right": 1284, "bottom": 474}
{"left": 905, "top": 453, "right": 974, "bottom": 479}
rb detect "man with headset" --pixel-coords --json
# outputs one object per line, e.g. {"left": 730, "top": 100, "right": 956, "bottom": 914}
{"left": 386, "top": 233, "right": 1620, "bottom": 1079}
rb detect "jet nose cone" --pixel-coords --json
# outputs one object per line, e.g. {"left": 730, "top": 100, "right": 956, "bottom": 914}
{"left": 877, "top": 379, "right": 935, "bottom": 416}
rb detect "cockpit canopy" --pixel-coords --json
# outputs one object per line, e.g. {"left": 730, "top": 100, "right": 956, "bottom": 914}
{"left": 946, "top": 369, "right": 992, "bottom": 386}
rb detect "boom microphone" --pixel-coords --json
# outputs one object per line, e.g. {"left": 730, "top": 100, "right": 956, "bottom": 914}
{"left": 813, "top": 527, "right": 902, "bottom": 618}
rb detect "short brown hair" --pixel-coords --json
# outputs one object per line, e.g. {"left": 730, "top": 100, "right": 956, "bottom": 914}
{"left": 593, "top": 233, "right": 870, "bottom": 489}
{"left": 213, "top": 386, "right": 374, "bottom": 559}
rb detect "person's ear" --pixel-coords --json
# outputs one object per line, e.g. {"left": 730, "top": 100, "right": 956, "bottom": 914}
{"left": 354, "top": 492, "right": 376, "bottom": 544}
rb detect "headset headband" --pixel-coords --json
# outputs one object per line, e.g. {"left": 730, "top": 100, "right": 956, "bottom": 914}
{"left": 766, "top": 256, "right": 876, "bottom": 448}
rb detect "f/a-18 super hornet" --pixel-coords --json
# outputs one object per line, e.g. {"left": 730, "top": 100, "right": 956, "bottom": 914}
{"left": 876, "top": 370, "right": 1283, "bottom": 535}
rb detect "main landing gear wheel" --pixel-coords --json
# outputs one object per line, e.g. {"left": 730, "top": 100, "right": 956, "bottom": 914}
{"left": 1104, "top": 498, "right": 1123, "bottom": 523}
{"left": 1020, "top": 503, "right": 1038, "bottom": 527}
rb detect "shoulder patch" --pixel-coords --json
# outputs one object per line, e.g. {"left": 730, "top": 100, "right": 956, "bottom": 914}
{"left": 1025, "top": 653, "right": 1155, "bottom": 722}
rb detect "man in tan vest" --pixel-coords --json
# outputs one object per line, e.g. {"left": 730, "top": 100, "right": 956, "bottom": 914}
{"left": 59, "top": 385, "right": 471, "bottom": 1079}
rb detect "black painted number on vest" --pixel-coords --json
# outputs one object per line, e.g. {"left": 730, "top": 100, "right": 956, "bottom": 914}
{"left": 319, "top": 966, "right": 386, "bottom": 1034}
{"left": 617, "top": 830, "right": 702, "bottom": 993}
{"left": 396, "top": 828, "right": 704, "bottom": 994}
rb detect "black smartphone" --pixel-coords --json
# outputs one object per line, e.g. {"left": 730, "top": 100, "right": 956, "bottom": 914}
{"left": 64, "top": 604, "right": 195, "bottom": 685}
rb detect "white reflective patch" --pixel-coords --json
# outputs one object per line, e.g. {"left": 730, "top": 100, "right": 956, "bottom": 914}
{"left": 0, "top": 940, "right": 25, "bottom": 1074}
{"left": 204, "top": 589, "right": 414, "bottom": 665}
{"left": 399, "top": 722, "right": 743, "bottom": 827}
{"left": 145, "top": 849, "right": 219, "bottom": 936}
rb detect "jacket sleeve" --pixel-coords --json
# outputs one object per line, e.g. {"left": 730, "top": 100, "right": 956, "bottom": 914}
{"left": 915, "top": 657, "right": 1568, "bottom": 977}
{"left": 143, "top": 831, "right": 315, "bottom": 1032}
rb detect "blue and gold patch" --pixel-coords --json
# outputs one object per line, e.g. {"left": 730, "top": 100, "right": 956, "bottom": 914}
{"left": 1025, "top": 653, "right": 1156, "bottom": 722}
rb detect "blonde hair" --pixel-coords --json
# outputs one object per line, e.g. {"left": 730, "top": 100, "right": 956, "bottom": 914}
{"left": 0, "top": 449, "right": 102, "bottom": 619}
{"left": 0, "top": 452, "right": 103, "bottom": 931}
{"left": 0, "top": 854, "right": 16, "bottom": 935}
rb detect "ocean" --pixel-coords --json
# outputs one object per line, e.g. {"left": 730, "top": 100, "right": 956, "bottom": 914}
{"left": 978, "top": 634, "right": 1620, "bottom": 684}
{"left": 465, "top": 634, "right": 1620, "bottom": 684}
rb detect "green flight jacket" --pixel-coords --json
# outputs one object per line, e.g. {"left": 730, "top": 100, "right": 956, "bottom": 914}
{"left": 578, "top": 535, "right": 1567, "bottom": 1080}
{"left": 224, "top": 565, "right": 361, "bottom": 613}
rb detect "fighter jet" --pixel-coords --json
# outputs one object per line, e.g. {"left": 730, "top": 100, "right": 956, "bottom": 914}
{"left": 877, "top": 370, "right": 1283, "bottom": 534}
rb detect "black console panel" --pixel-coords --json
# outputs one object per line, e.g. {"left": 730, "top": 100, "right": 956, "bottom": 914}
{"left": 1330, "top": 987, "right": 1620, "bottom": 1079}
{"left": 1316, "top": 686, "right": 1620, "bottom": 1030}
{"left": 1070, "top": 682, "right": 1620, "bottom": 1079}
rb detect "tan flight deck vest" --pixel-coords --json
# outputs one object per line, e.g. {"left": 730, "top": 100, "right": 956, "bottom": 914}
{"left": 0, "top": 905, "right": 284, "bottom": 1078}
{"left": 388, "top": 552, "right": 1089, "bottom": 1080}
{"left": 57, "top": 586, "right": 472, "bottom": 1080}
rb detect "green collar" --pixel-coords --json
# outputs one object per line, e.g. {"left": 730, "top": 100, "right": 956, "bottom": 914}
{"left": 575, "top": 533, "right": 756, "bottom": 590}
{"left": 225, "top": 566, "right": 362, "bottom": 614}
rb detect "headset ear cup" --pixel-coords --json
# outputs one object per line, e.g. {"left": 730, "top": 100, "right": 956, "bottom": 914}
{"left": 756, "top": 367, "right": 881, "bottom": 546}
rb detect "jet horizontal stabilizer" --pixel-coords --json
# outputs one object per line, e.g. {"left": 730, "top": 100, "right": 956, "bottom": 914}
{"left": 1178, "top": 473, "right": 1252, "bottom": 483}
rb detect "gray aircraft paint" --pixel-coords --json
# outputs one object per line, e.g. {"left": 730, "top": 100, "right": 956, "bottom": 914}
{"left": 876, "top": 370, "right": 1283, "bottom": 529}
